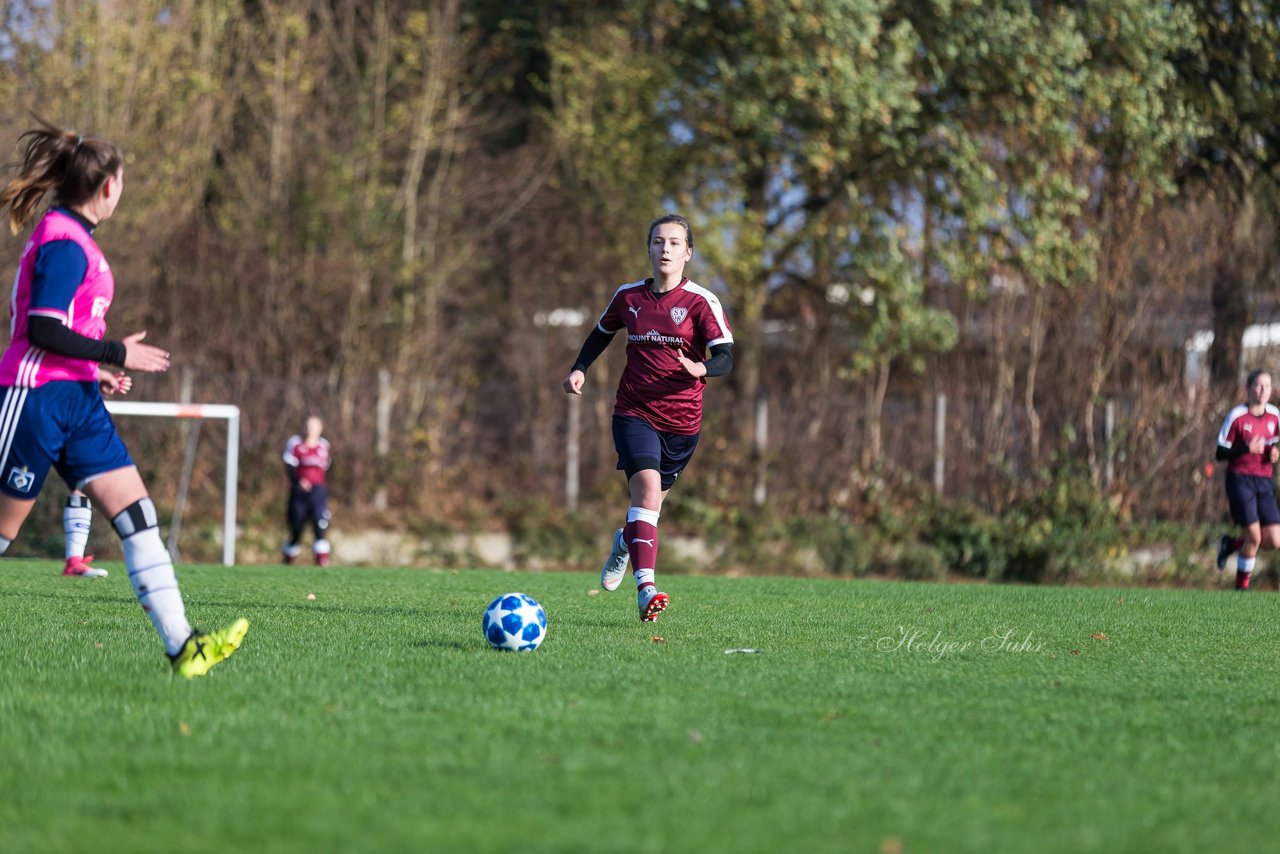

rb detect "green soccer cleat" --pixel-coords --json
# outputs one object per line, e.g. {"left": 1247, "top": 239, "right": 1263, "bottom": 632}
{"left": 170, "top": 618, "right": 249, "bottom": 678}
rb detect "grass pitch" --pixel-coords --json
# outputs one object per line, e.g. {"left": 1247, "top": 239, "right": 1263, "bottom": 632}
{"left": 2, "top": 562, "right": 1278, "bottom": 853}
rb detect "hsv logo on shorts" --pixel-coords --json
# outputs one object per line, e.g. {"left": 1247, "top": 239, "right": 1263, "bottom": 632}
{"left": 7, "top": 466, "right": 34, "bottom": 493}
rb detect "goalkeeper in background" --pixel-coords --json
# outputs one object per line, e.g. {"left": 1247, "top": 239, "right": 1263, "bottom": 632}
{"left": 282, "top": 415, "right": 333, "bottom": 566}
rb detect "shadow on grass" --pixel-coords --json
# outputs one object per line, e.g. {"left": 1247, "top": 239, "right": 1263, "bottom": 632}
{"left": 4, "top": 589, "right": 439, "bottom": 620}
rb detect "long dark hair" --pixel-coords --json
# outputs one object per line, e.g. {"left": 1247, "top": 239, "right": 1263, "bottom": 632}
{"left": 0, "top": 117, "right": 123, "bottom": 235}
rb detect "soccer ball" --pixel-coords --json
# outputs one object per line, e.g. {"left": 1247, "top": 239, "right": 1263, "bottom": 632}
{"left": 483, "top": 592, "right": 547, "bottom": 652}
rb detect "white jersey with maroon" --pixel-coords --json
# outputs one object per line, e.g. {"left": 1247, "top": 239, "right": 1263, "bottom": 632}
{"left": 283, "top": 436, "right": 331, "bottom": 487}
{"left": 0, "top": 209, "right": 113, "bottom": 387}
{"left": 1218, "top": 403, "right": 1280, "bottom": 477}
{"left": 596, "top": 277, "right": 733, "bottom": 434}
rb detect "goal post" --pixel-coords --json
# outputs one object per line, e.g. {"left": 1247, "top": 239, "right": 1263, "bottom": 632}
{"left": 105, "top": 400, "right": 240, "bottom": 566}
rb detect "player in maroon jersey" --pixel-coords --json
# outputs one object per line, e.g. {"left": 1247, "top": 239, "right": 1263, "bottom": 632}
{"left": 283, "top": 415, "right": 333, "bottom": 566}
{"left": 563, "top": 214, "right": 733, "bottom": 622}
{"left": 1214, "top": 369, "right": 1280, "bottom": 590}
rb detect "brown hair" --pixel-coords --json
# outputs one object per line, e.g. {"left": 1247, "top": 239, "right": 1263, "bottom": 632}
{"left": 647, "top": 214, "right": 693, "bottom": 250}
{"left": 0, "top": 117, "right": 123, "bottom": 235}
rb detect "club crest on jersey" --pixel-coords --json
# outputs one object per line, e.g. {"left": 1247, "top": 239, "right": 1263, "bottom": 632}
{"left": 670, "top": 307, "right": 688, "bottom": 325}
{"left": 6, "top": 466, "right": 33, "bottom": 493}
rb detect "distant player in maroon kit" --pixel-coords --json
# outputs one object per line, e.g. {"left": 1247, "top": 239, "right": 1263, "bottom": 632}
{"left": 282, "top": 415, "right": 333, "bottom": 566}
{"left": 1215, "top": 369, "right": 1280, "bottom": 590}
{"left": 563, "top": 214, "right": 733, "bottom": 622}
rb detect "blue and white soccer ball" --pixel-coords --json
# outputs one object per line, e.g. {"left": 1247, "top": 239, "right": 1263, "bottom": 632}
{"left": 483, "top": 592, "right": 547, "bottom": 652}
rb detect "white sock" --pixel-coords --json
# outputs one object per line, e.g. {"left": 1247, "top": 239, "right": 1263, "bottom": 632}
{"left": 64, "top": 495, "right": 92, "bottom": 559}
{"left": 626, "top": 507, "right": 660, "bottom": 526}
{"left": 115, "top": 499, "right": 191, "bottom": 655}
{"left": 1239, "top": 555, "right": 1256, "bottom": 574}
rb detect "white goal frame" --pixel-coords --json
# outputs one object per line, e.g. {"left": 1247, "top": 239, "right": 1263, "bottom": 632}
{"left": 105, "top": 401, "right": 240, "bottom": 566}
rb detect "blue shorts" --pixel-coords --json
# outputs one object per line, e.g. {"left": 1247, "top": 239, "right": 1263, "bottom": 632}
{"left": 612, "top": 414, "right": 700, "bottom": 491}
{"left": 0, "top": 382, "right": 133, "bottom": 499}
{"left": 1225, "top": 471, "right": 1280, "bottom": 527}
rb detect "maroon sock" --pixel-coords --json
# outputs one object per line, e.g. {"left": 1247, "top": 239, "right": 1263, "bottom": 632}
{"left": 623, "top": 518, "right": 658, "bottom": 573}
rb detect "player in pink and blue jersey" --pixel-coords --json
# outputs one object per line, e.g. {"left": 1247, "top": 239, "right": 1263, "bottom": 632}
{"left": 563, "top": 214, "right": 734, "bottom": 622}
{"left": 0, "top": 119, "right": 247, "bottom": 677}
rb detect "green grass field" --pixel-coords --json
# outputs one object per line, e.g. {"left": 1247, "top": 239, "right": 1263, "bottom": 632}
{"left": 3, "top": 562, "right": 1279, "bottom": 853}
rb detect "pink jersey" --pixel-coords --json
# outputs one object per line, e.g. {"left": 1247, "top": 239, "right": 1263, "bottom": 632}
{"left": 1218, "top": 403, "right": 1280, "bottom": 477}
{"left": 597, "top": 278, "right": 733, "bottom": 434}
{"left": 284, "top": 435, "right": 331, "bottom": 487}
{"left": 0, "top": 209, "right": 113, "bottom": 387}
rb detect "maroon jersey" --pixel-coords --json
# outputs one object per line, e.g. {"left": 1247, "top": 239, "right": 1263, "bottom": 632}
{"left": 597, "top": 278, "right": 733, "bottom": 434}
{"left": 1217, "top": 404, "right": 1280, "bottom": 477}
{"left": 283, "top": 435, "right": 331, "bottom": 487}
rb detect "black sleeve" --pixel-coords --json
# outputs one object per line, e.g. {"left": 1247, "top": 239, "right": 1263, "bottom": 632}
{"left": 702, "top": 343, "right": 733, "bottom": 378}
{"left": 27, "top": 315, "right": 127, "bottom": 366}
{"left": 1216, "top": 443, "right": 1249, "bottom": 461}
{"left": 571, "top": 327, "right": 617, "bottom": 373}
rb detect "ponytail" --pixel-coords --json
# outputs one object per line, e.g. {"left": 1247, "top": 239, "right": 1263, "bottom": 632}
{"left": 0, "top": 117, "right": 123, "bottom": 235}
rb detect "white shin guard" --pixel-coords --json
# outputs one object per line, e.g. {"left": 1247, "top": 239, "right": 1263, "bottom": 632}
{"left": 116, "top": 499, "right": 192, "bottom": 656}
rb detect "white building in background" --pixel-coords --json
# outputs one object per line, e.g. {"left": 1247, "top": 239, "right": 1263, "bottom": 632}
{"left": 1185, "top": 322, "right": 1280, "bottom": 388}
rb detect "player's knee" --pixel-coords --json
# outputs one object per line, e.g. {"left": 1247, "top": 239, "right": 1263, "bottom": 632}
{"left": 112, "top": 498, "right": 159, "bottom": 538}
{"left": 626, "top": 466, "right": 663, "bottom": 508}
